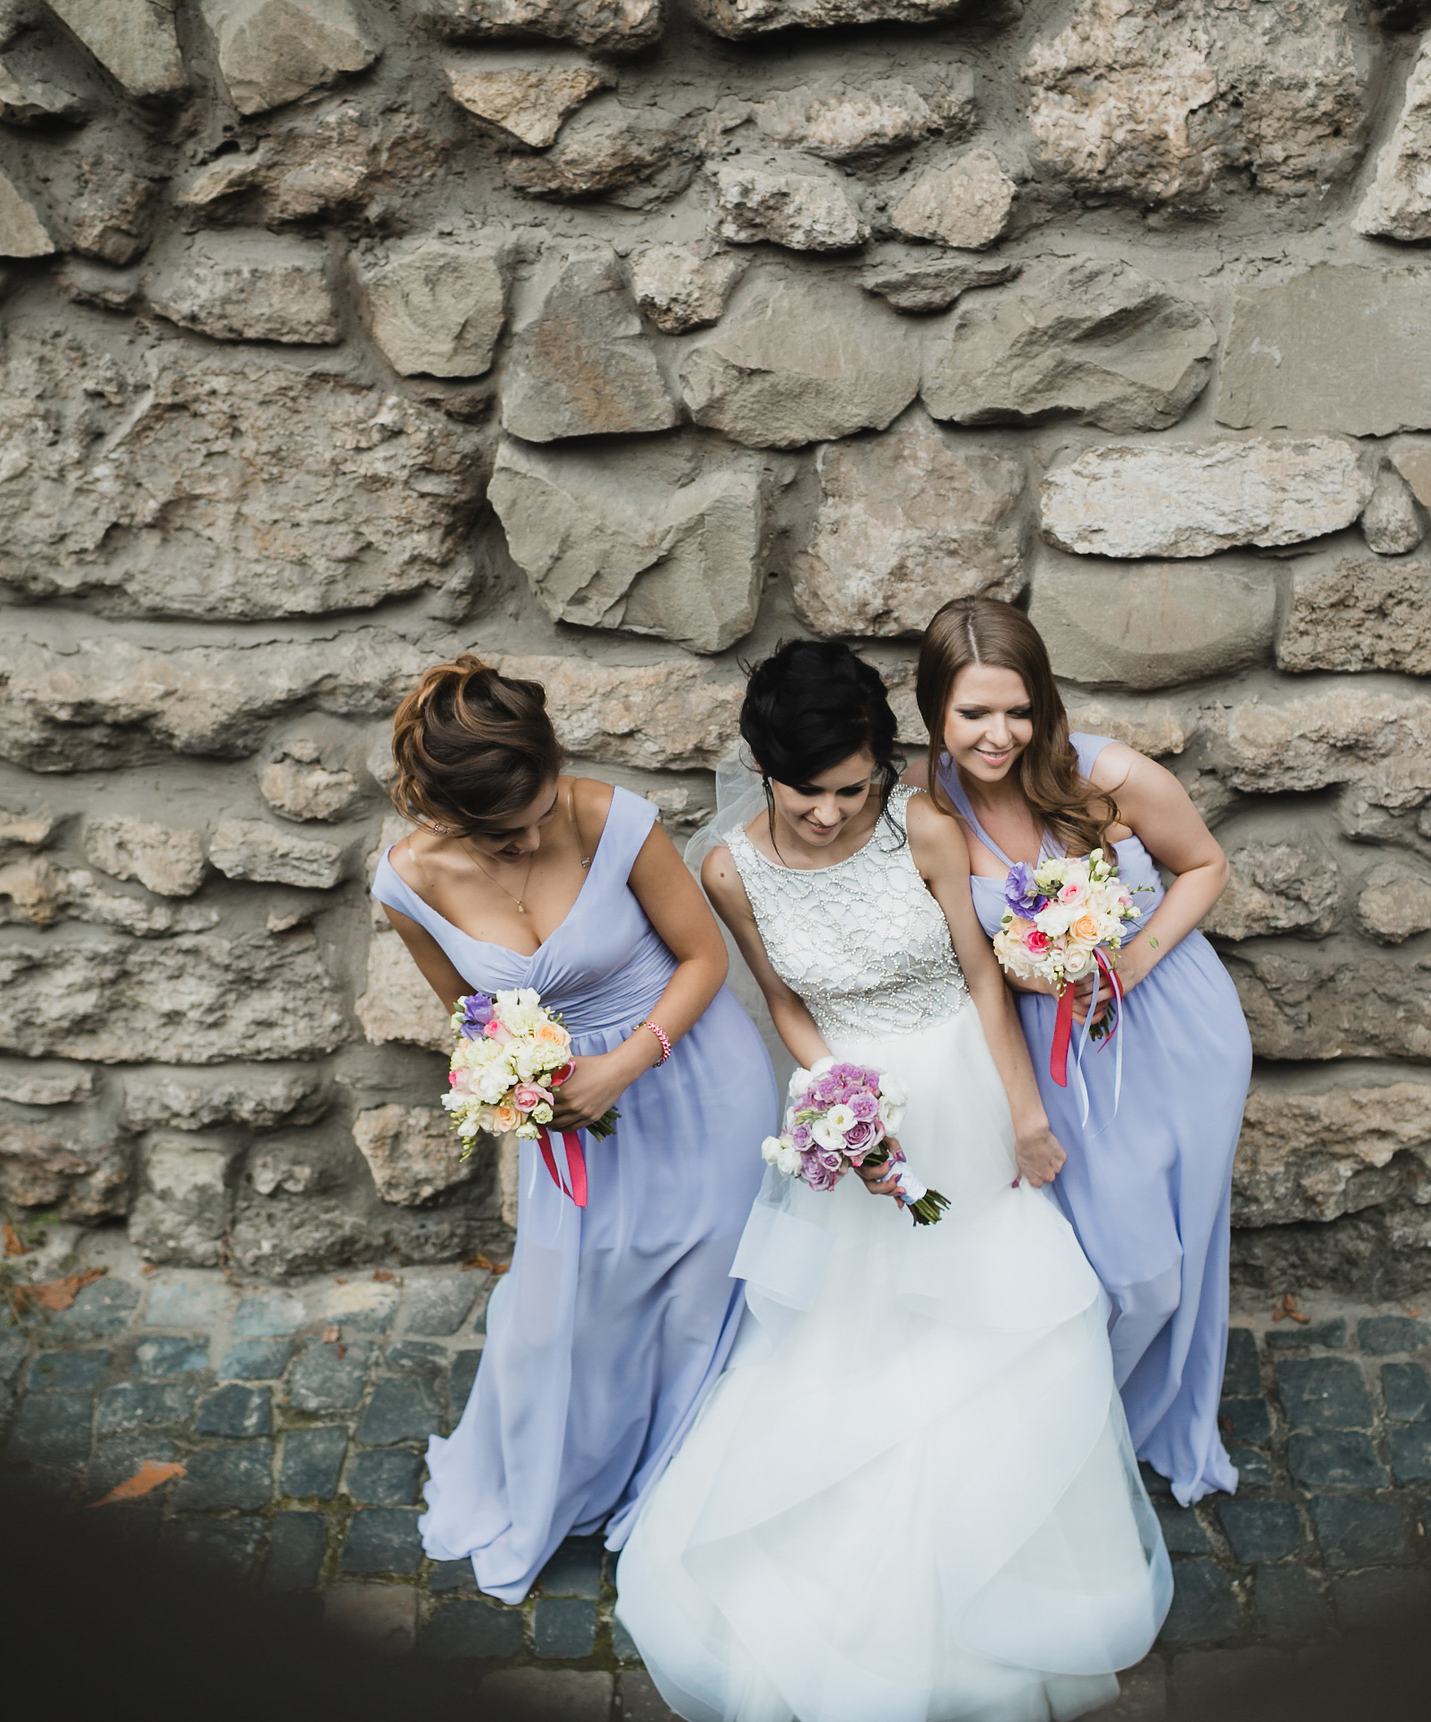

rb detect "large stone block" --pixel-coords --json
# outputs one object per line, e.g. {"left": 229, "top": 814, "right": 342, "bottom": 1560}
{"left": 83, "top": 817, "right": 207, "bottom": 898}
{"left": 0, "top": 59, "right": 87, "bottom": 126}
{"left": 0, "top": 167, "right": 54, "bottom": 257}
{"left": 0, "top": 1118, "right": 128, "bottom": 1218}
{"left": 504, "top": 103, "right": 690, "bottom": 204}
{"left": 861, "top": 255, "right": 1018, "bottom": 316}
{"left": 146, "top": 233, "right": 340, "bottom": 345}
{"left": 500, "top": 249, "right": 677, "bottom": 442}
{"left": 711, "top": 159, "right": 868, "bottom": 251}
{"left": 726, "top": 74, "right": 974, "bottom": 161}
{"left": 1201, "top": 841, "right": 1341, "bottom": 942}
{"left": 356, "top": 927, "right": 451, "bottom": 1053}
{"left": 352, "top": 1105, "right": 480, "bottom": 1205}
{"left": 260, "top": 742, "right": 361, "bottom": 823}
{"left": 687, "top": 0, "right": 970, "bottom": 38}
{"left": 123, "top": 1065, "right": 324, "bottom": 1130}
{"left": 1218, "top": 267, "right": 1431, "bottom": 438}
{"left": 680, "top": 270, "right": 919, "bottom": 450}
{"left": 1361, "top": 466, "right": 1423, "bottom": 557}
{"left": 203, "top": 0, "right": 380, "bottom": 116}
{"left": 1028, "top": 554, "right": 1276, "bottom": 689}
{"left": 630, "top": 245, "right": 745, "bottom": 334}
{"left": 1040, "top": 439, "right": 1371, "bottom": 560}
{"left": 792, "top": 412, "right": 1023, "bottom": 639}
{"left": 48, "top": 0, "right": 187, "bottom": 100}
{"left": 0, "top": 931, "right": 347, "bottom": 1063}
{"left": 1357, "top": 861, "right": 1431, "bottom": 946}
{"left": 1227, "top": 942, "right": 1431, "bottom": 1062}
{"left": 129, "top": 1132, "right": 239, "bottom": 1266}
{"left": 424, "top": 0, "right": 663, "bottom": 53}
{"left": 1276, "top": 554, "right": 1431, "bottom": 676}
{"left": 1355, "top": 38, "right": 1431, "bottom": 242}
{"left": 360, "top": 235, "right": 507, "bottom": 379}
{"left": 922, "top": 258, "right": 1216, "bottom": 434}
{"left": 889, "top": 150, "right": 1016, "bottom": 250}
{"left": 209, "top": 820, "right": 346, "bottom": 890}
{"left": 490, "top": 434, "right": 763, "bottom": 654}
{"left": 0, "top": 857, "right": 218, "bottom": 938}
{"left": 443, "top": 52, "right": 610, "bottom": 146}
{"left": 1023, "top": 0, "right": 1365, "bottom": 207}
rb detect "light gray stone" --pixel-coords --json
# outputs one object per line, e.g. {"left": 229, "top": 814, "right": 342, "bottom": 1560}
{"left": 84, "top": 817, "right": 207, "bottom": 898}
{"left": 203, "top": 0, "right": 380, "bottom": 117}
{"left": 631, "top": 244, "right": 745, "bottom": 334}
{"left": 352, "top": 1105, "right": 480, "bottom": 1205}
{"left": 0, "top": 57, "right": 86, "bottom": 123}
{"left": 1201, "top": 841, "right": 1341, "bottom": 941}
{"left": 732, "top": 73, "right": 975, "bottom": 161}
{"left": 0, "top": 931, "right": 348, "bottom": 1063}
{"left": 147, "top": 233, "right": 340, "bottom": 345}
{"left": 68, "top": 150, "right": 161, "bottom": 266}
{"left": 1229, "top": 942, "right": 1431, "bottom": 1062}
{"left": 490, "top": 434, "right": 764, "bottom": 654}
{"left": 57, "top": 259, "right": 145, "bottom": 312}
{"left": 424, "top": 0, "right": 663, "bottom": 53}
{"left": 1357, "top": 862, "right": 1431, "bottom": 945}
{"left": 229, "top": 1194, "right": 373, "bottom": 1276}
{"left": 361, "top": 234, "right": 507, "bottom": 379}
{"left": 923, "top": 258, "right": 1215, "bottom": 434}
{"left": 711, "top": 158, "right": 868, "bottom": 251}
{"left": 1392, "top": 437, "right": 1431, "bottom": 509}
{"left": 355, "top": 927, "right": 452, "bottom": 1053}
{"left": 443, "top": 52, "right": 611, "bottom": 146}
{"left": 1218, "top": 267, "right": 1431, "bottom": 439}
{"left": 1355, "top": 37, "right": 1431, "bottom": 242}
{"left": 1277, "top": 554, "right": 1431, "bottom": 676}
{"left": 0, "top": 1060, "right": 94, "bottom": 1106}
{"left": 889, "top": 150, "right": 1016, "bottom": 250}
{"left": 260, "top": 744, "right": 361, "bottom": 822}
{"left": 209, "top": 819, "right": 345, "bottom": 890}
{"left": 0, "top": 166, "right": 53, "bottom": 257}
{"left": 792, "top": 412, "right": 1024, "bottom": 638}
{"left": 688, "top": 0, "right": 970, "bottom": 40}
{"left": 500, "top": 248, "right": 677, "bottom": 442}
{"left": 248, "top": 1146, "right": 329, "bottom": 1195}
{"left": 1040, "top": 438, "right": 1372, "bottom": 560}
{"left": 1028, "top": 555, "right": 1277, "bottom": 689}
{"left": 0, "top": 804, "right": 55, "bottom": 853}
{"left": 1023, "top": 0, "right": 1365, "bottom": 207}
{"left": 124, "top": 1066, "right": 323, "bottom": 1129}
{"left": 0, "top": 857, "right": 217, "bottom": 937}
{"left": 505, "top": 103, "right": 690, "bottom": 204}
{"left": 680, "top": 269, "right": 919, "bottom": 450}
{"left": 129, "top": 1132, "right": 239, "bottom": 1266}
{"left": 49, "top": 0, "right": 187, "bottom": 99}
{"left": 860, "top": 254, "right": 1018, "bottom": 315}
{"left": 0, "top": 1117, "right": 128, "bottom": 1217}
{"left": 1362, "top": 466, "right": 1423, "bottom": 556}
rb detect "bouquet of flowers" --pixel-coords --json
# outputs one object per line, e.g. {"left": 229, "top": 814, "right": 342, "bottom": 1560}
{"left": 444, "top": 987, "right": 615, "bottom": 1208}
{"left": 991, "top": 851, "right": 1141, "bottom": 1095}
{"left": 760, "top": 1057, "right": 948, "bottom": 1225}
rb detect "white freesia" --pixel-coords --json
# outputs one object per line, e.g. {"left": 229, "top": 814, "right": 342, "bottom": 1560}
{"left": 787, "top": 1067, "right": 814, "bottom": 1102}
{"left": 776, "top": 1144, "right": 805, "bottom": 1177}
{"left": 761, "top": 1135, "right": 785, "bottom": 1164}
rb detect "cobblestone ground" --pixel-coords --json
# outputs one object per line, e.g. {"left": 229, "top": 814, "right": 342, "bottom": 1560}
{"left": 3, "top": 1225, "right": 1429, "bottom": 1722}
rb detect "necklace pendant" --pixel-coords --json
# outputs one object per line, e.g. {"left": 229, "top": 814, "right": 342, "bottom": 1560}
{"left": 516, "top": 902, "right": 526, "bottom": 914}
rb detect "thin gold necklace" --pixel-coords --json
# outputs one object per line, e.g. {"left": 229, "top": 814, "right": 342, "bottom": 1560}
{"left": 462, "top": 838, "right": 536, "bottom": 916}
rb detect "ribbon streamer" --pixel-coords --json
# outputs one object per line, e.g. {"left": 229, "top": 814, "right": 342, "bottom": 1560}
{"left": 536, "top": 1127, "right": 588, "bottom": 1207}
{"left": 1055, "top": 950, "right": 1126, "bottom": 1130}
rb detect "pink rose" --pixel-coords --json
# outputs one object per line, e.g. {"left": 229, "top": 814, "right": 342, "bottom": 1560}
{"left": 512, "top": 1083, "right": 551, "bottom": 1111}
{"left": 483, "top": 1018, "right": 512, "bottom": 1043}
{"left": 1024, "top": 928, "right": 1050, "bottom": 953}
{"left": 448, "top": 1069, "right": 470, "bottom": 1093}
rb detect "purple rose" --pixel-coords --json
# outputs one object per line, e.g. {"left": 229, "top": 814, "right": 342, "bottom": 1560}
{"left": 809, "top": 1076, "right": 841, "bottom": 1107}
{"left": 830, "top": 1062, "right": 861, "bottom": 1084}
{"left": 1005, "top": 861, "right": 1048, "bottom": 918}
{"left": 790, "top": 1124, "right": 813, "bottom": 1151}
{"left": 802, "top": 1150, "right": 839, "bottom": 1193}
{"left": 843, "top": 1118, "right": 883, "bottom": 1155}
{"left": 848, "top": 1091, "right": 879, "bottom": 1123}
{"left": 458, "top": 991, "right": 496, "bottom": 1039}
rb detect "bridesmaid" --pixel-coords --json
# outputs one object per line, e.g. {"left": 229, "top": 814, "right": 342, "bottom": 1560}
{"left": 371, "top": 655, "right": 775, "bottom": 1600}
{"left": 908, "top": 597, "right": 1252, "bottom": 1506}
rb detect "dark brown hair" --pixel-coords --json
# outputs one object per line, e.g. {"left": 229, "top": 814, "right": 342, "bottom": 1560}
{"left": 915, "top": 597, "right": 1117, "bottom": 857}
{"left": 389, "top": 655, "right": 563, "bottom": 837}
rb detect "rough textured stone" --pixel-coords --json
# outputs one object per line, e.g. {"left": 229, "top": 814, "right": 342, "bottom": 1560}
{"left": 1228, "top": 944, "right": 1431, "bottom": 1063}
{"left": 68, "top": 150, "right": 162, "bottom": 266}
{"left": 505, "top": 104, "right": 689, "bottom": 205}
{"left": 1217, "top": 1500, "right": 1301, "bottom": 1564}
{"left": 680, "top": 270, "right": 918, "bottom": 450}
{"left": 425, "top": 0, "right": 663, "bottom": 53}
{"left": 0, "top": 1061, "right": 93, "bottom": 1106}
{"left": 1023, "top": 0, "right": 1365, "bottom": 207}
{"left": 1355, "top": 38, "right": 1431, "bottom": 241}
{"left": 361, "top": 235, "right": 507, "bottom": 379}
{"left": 1277, "top": 555, "right": 1431, "bottom": 675}
{"left": 135, "top": 1335, "right": 209, "bottom": 1376}
{"left": 422, "top": 1598, "right": 524, "bottom": 1658}
{"left": 124, "top": 1066, "right": 322, "bottom": 1130}
{"left": 1029, "top": 555, "right": 1275, "bottom": 690}
{"left": 84, "top": 817, "right": 206, "bottom": 898}
{"left": 280, "top": 1423, "right": 347, "bottom": 1496}
{"left": 727, "top": 74, "right": 974, "bottom": 162}
{"left": 173, "top": 1440, "right": 274, "bottom": 1510}
{"left": 711, "top": 158, "right": 867, "bottom": 251}
{"left": 0, "top": 1118, "right": 128, "bottom": 1218}
{"left": 1362, "top": 467, "right": 1423, "bottom": 556}
{"left": 1202, "top": 841, "right": 1341, "bottom": 945}
{"left": 0, "top": 60, "right": 86, "bottom": 125}
{"left": 204, "top": 0, "right": 379, "bottom": 117}
{"left": 96, "top": 1378, "right": 196, "bottom": 1434}
{"left": 1219, "top": 267, "right": 1431, "bottom": 439}
{"left": 1159, "top": 1560, "right": 1241, "bottom": 1643}
{"left": 341, "top": 1506, "right": 424, "bottom": 1573}
{"left": 129, "top": 1132, "right": 239, "bottom": 1266}
{"left": 0, "top": 166, "right": 53, "bottom": 257}
{"left": 1041, "top": 439, "right": 1372, "bottom": 560}
{"left": 260, "top": 743, "right": 361, "bottom": 823}
{"left": 443, "top": 53, "right": 610, "bottom": 146}
{"left": 147, "top": 233, "right": 339, "bottom": 345}
{"left": 209, "top": 819, "right": 345, "bottom": 890}
{"left": 403, "top": 1275, "right": 479, "bottom": 1336}
{"left": 352, "top": 1105, "right": 479, "bottom": 1206}
{"left": 1278, "top": 1357, "right": 1373, "bottom": 1431}
{"left": 490, "top": 435, "right": 763, "bottom": 654}
{"left": 1357, "top": 862, "right": 1431, "bottom": 945}
{"left": 356, "top": 928, "right": 452, "bottom": 1054}
{"left": 357, "top": 1376, "right": 441, "bottom": 1445}
{"left": 923, "top": 259, "right": 1215, "bottom": 434}
{"left": 0, "top": 334, "right": 486, "bottom": 619}
{"left": 47, "top": 1, "right": 187, "bottom": 100}
{"left": 687, "top": 0, "right": 968, "bottom": 38}
{"left": 792, "top": 413, "right": 1023, "bottom": 639}
{"left": 500, "top": 248, "right": 676, "bottom": 442}
{"left": 196, "top": 1382, "right": 272, "bottom": 1436}
{"left": 860, "top": 254, "right": 1018, "bottom": 315}
{"left": 889, "top": 150, "right": 1016, "bottom": 250}
{"left": 630, "top": 244, "right": 745, "bottom": 334}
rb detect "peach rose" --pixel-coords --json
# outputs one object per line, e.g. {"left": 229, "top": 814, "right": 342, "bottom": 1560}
{"left": 1071, "top": 914, "right": 1101, "bottom": 943}
{"left": 534, "top": 1021, "right": 570, "bottom": 1051}
{"left": 491, "top": 1102, "right": 521, "bottom": 1134}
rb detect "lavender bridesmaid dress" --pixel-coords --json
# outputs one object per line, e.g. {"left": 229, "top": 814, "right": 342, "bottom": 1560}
{"left": 372, "top": 785, "right": 775, "bottom": 1600}
{"left": 938, "top": 735, "right": 1252, "bottom": 1505}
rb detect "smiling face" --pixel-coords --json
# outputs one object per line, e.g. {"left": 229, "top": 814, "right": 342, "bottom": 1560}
{"left": 463, "top": 777, "right": 560, "bottom": 860}
{"left": 942, "top": 664, "right": 1035, "bottom": 786}
{"left": 767, "top": 748, "right": 877, "bottom": 849}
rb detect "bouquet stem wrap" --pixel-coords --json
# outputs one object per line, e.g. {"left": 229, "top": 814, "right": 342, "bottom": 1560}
{"left": 537, "top": 1128, "right": 588, "bottom": 1207}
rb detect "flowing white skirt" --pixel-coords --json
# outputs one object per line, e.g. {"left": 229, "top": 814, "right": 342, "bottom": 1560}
{"left": 615, "top": 994, "right": 1172, "bottom": 1722}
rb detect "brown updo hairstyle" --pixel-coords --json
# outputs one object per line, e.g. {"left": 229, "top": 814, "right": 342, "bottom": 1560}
{"left": 916, "top": 597, "right": 1118, "bottom": 857}
{"left": 389, "top": 655, "right": 563, "bottom": 837}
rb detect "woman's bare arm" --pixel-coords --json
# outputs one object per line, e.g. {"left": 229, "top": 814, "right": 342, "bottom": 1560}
{"left": 381, "top": 905, "right": 468, "bottom": 1014}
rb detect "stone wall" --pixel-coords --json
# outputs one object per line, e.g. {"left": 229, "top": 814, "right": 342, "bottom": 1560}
{"left": 1, "top": 0, "right": 1430, "bottom": 1292}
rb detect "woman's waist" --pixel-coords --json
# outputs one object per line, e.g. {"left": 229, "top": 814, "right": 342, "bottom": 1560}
{"left": 810, "top": 975, "right": 970, "bottom": 1044}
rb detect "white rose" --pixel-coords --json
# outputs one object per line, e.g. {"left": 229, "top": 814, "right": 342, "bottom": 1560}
{"left": 1037, "top": 903, "right": 1073, "bottom": 937}
{"left": 787, "top": 1067, "right": 814, "bottom": 1102}
{"left": 761, "top": 1135, "right": 785, "bottom": 1164}
{"left": 777, "top": 1145, "right": 805, "bottom": 1177}
{"left": 811, "top": 1116, "right": 845, "bottom": 1150}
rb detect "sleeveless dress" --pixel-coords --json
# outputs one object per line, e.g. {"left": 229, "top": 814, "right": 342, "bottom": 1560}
{"left": 616, "top": 787, "right": 1171, "bottom": 1722}
{"left": 371, "top": 785, "right": 776, "bottom": 1603}
{"left": 936, "top": 735, "right": 1252, "bottom": 1507}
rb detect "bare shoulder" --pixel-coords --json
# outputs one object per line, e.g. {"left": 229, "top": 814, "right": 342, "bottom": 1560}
{"left": 905, "top": 788, "right": 971, "bottom": 869}
{"left": 571, "top": 774, "right": 616, "bottom": 821}
{"left": 1086, "top": 741, "right": 1144, "bottom": 796}
{"left": 701, "top": 842, "right": 750, "bottom": 912}
{"left": 902, "top": 757, "right": 931, "bottom": 790}
{"left": 386, "top": 822, "right": 443, "bottom": 890}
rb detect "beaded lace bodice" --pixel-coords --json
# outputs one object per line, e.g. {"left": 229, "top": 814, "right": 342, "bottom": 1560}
{"left": 728, "top": 786, "right": 969, "bottom": 1042}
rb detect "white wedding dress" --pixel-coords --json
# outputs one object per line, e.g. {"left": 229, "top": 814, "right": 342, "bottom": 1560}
{"left": 615, "top": 788, "right": 1171, "bottom": 1722}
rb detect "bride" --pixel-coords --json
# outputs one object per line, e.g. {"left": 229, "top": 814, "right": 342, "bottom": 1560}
{"left": 615, "top": 641, "right": 1171, "bottom": 1722}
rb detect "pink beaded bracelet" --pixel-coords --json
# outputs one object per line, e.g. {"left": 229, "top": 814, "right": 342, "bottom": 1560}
{"left": 638, "top": 1019, "right": 671, "bottom": 1065}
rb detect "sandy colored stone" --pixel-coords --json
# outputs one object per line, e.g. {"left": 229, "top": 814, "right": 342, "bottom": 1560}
{"left": 688, "top": 0, "right": 969, "bottom": 39}
{"left": 500, "top": 247, "right": 677, "bottom": 442}
{"left": 1023, "top": 0, "right": 1365, "bottom": 207}
{"left": 712, "top": 158, "right": 867, "bottom": 251}
{"left": 1277, "top": 554, "right": 1431, "bottom": 676}
{"left": 889, "top": 150, "right": 1015, "bottom": 250}
{"left": 505, "top": 103, "right": 689, "bottom": 204}
{"left": 0, "top": 166, "right": 53, "bottom": 257}
{"left": 444, "top": 54, "right": 610, "bottom": 146}
{"left": 740, "top": 74, "right": 974, "bottom": 161}
{"left": 1357, "top": 861, "right": 1431, "bottom": 945}
{"left": 923, "top": 258, "right": 1216, "bottom": 434}
{"left": 0, "top": 1118, "right": 127, "bottom": 1219}
{"left": 203, "top": 0, "right": 379, "bottom": 116}
{"left": 147, "top": 232, "right": 340, "bottom": 344}
{"left": 1202, "top": 841, "right": 1341, "bottom": 941}
{"left": 1041, "top": 438, "right": 1371, "bottom": 560}
{"left": 1362, "top": 466, "right": 1423, "bottom": 556}
{"left": 0, "top": 857, "right": 217, "bottom": 937}
{"left": 0, "top": 805, "right": 56, "bottom": 853}
{"left": 48, "top": 0, "right": 186, "bottom": 99}
{"left": 260, "top": 745, "right": 361, "bottom": 822}
{"left": 361, "top": 234, "right": 507, "bottom": 378}
{"left": 0, "top": 58, "right": 86, "bottom": 124}
{"left": 1355, "top": 37, "right": 1431, "bottom": 241}
{"left": 1228, "top": 942, "right": 1431, "bottom": 1062}
{"left": 630, "top": 244, "right": 745, "bottom": 334}
{"left": 356, "top": 927, "right": 451, "bottom": 1053}
{"left": 209, "top": 819, "right": 345, "bottom": 890}
{"left": 424, "top": 0, "right": 663, "bottom": 53}
{"left": 680, "top": 270, "right": 918, "bottom": 450}
{"left": 353, "top": 1104, "right": 480, "bottom": 1205}
{"left": 124, "top": 1065, "right": 323, "bottom": 1129}
{"left": 1391, "top": 437, "right": 1431, "bottom": 509}
{"left": 129, "top": 1131, "right": 238, "bottom": 1265}
{"left": 0, "top": 1060, "right": 94, "bottom": 1106}
{"left": 84, "top": 816, "right": 207, "bottom": 898}
{"left": 793, "top": 412, "right": 1024, "bottom": 638}
{"left": 1029, "top": 555, "right": 1276, "bottom": 690}
{"left": 860, "top": 255, "right": 1018, "bottom": 315}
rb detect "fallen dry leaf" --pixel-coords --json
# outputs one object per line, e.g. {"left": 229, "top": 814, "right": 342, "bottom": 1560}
{"left": 2, "top": 1221, "right": 29, "bottom": 1257}
{"left": 1401, "top": 1304, "right": 1423, "bottom": 1318}
{"left": 336, "top": 1344, "right": 347, "bottom": 1359}
{"left": 461, "top": 1254, "right": 510, "bottom": 1276}
{"left": 333, "top": 1277, "right": 348, "bottom": 1284}
{"left": 141, "top": 1263, "right": 158, "bottom": 1275}
{"left": 1272, "top": 1291, "right": 1310, "bottom": 1325}
{"left": 320, "top": 1324, "right": 340, "bottom": 1344}
{"left": 373, "top": 1270, "right": 394, "bottom": 1282}
{"left": 26, "top": 1266, "right": 106, "bottom": 1312}
{"left": 88, "top": 1459, "right": 186, "bottom": 1508}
